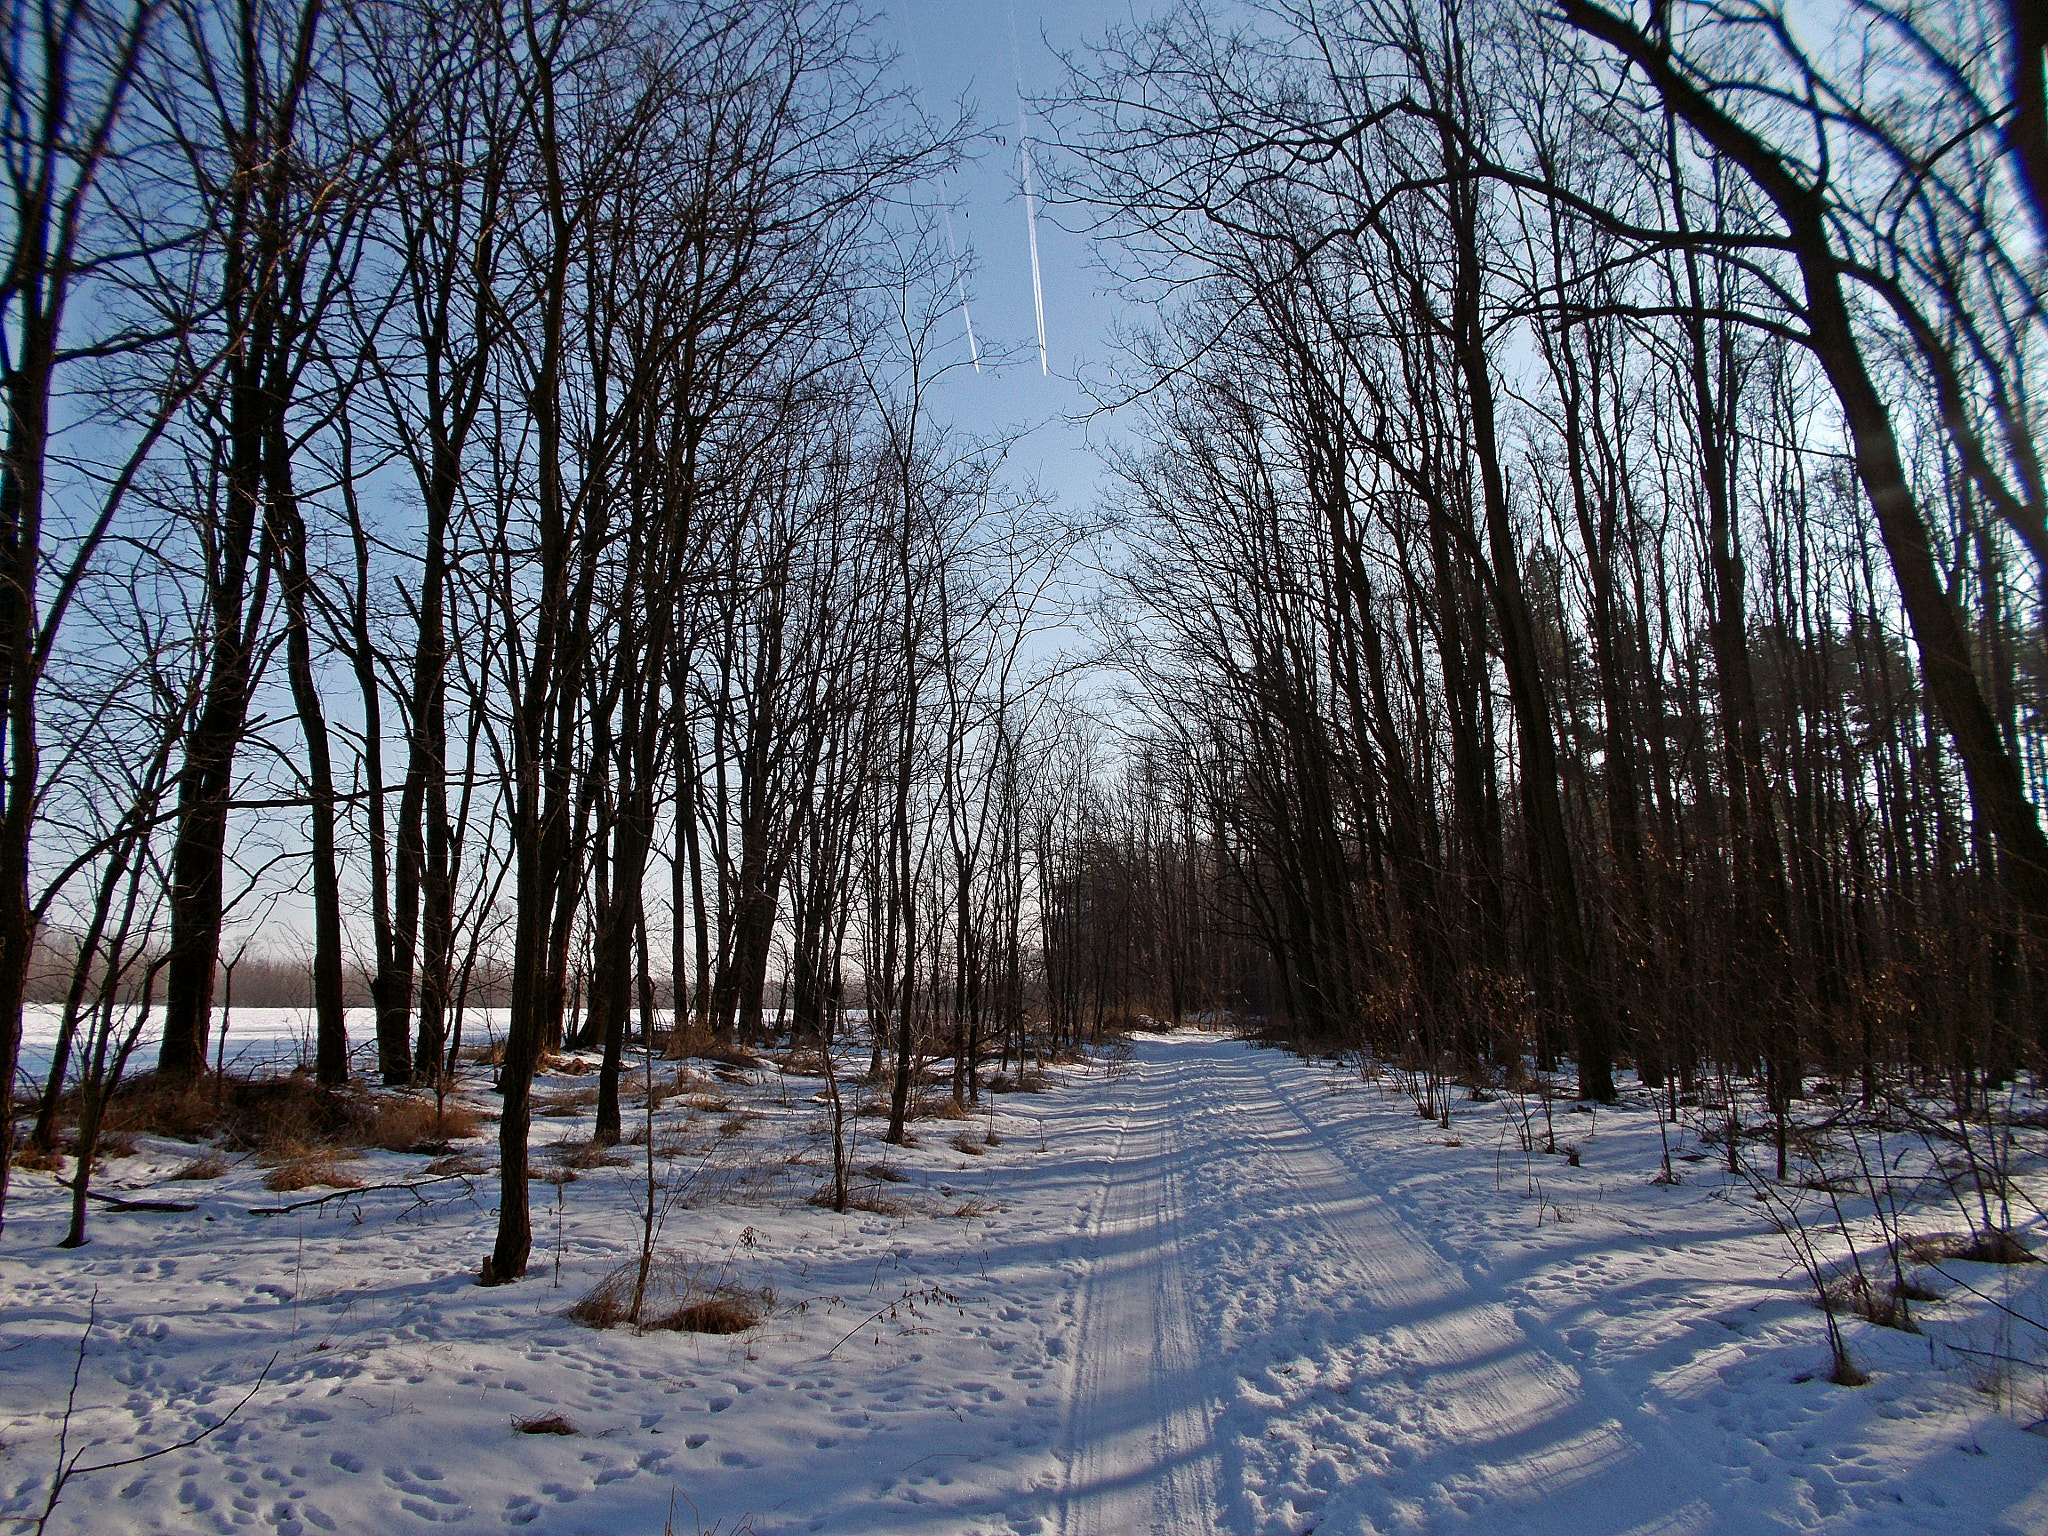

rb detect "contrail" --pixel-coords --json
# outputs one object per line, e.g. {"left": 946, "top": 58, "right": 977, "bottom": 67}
{"left": 894, "top": 1, "right": 980, "bottom": 370}
{"left": 1009, "top": 4, "right": 1048, "bottom": 375}
{"left": 1019, "top": 98, "right": 1048, "bottom": 376}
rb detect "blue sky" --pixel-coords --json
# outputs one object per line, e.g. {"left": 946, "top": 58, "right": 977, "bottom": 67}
{"left": 884, "top": 0, "right": 1157, "bottom": 524}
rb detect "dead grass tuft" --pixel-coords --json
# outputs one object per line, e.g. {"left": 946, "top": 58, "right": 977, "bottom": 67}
{"left": 169, "top": 1153, "right": 228, "bottom": 1181}
{"left": 649, "top": 1295, "right": 764, "bottom": 1335}
{"left": 12, "top": 1145, "right": 63, "bottom": 1173}
{"left": 366, "top": 1095, "right": 479, "bottom": 1152}
{"left": 808, "top": 1184, "right": 909, "bottom": 1216}
{"left": 948, "top": 1198, "right": 993, "bottom": 1219}
{"left": 1904, "top": 1229, "right": 2040, "bottom": 1266}
{"left": 262, "top": 1153, "right": 363, "bottom": 1192}
{"left": 543, "top": 1141, "right": 630, "bottom": 1173}
{"left": 718, "top": 1111, "right": 762, "bottom": 1139}
{"left": 950, "top": 1131, "right": 986, "bottom": 1156}
{"left": 514, "top": 1413, "right": 577, "bottom": 1436}
{"left": 985, "top": 1069, "right": 1048, "bottom": 1094}
{"left": 1822, "top": 1273, "right": 1922, "bottom": 1331}
{"left": 571, "top": 1253, "right": 772, "bottom": 1334}
{"left": 534, "top": 1086, "right": 600, "bottom": 1117}
{"left": 681, "top": 1092, "right": 733, "bottom": 1113}
{"left": 425, "top": 1152, "right": 490, "bottom": 1177}
{"left": 862, "top": 1161, "right": 908, "bottom": 1184}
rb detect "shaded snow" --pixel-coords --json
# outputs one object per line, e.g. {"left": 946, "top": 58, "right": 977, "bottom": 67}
{"left": 3, "top": 1033, "right": 2045, "bottom": 1534}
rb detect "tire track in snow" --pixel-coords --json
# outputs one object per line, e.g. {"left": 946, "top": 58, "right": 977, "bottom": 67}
{"left": 1054, "top": 1051, "right": 1221, "bottom": 1536}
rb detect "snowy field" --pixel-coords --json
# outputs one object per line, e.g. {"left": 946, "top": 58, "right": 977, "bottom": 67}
{"left": 3, "top": 1032, "right": 2047, "bottom": 1535}
{"left": 13, "top": 1005, "right": 423, "bottom": 1085}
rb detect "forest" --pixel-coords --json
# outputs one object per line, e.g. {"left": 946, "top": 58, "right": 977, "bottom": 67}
{"left": 0, "top": 0, "right": 2045, "bottom": 1427}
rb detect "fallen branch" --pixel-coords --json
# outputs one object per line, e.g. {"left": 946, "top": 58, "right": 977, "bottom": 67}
{"left": 248, "top": 1171, "right": 477, "bottom": 1217}
{"left": 85, "top": 1189, "right": 198, "bottom": 1213}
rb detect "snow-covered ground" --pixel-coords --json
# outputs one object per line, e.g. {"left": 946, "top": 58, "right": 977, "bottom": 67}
{"left": 14, "top": 1004, "right": 410, "bottom": 1084}
{"left": 3, "top": 1032, "right": 2046, "bottom": 1535}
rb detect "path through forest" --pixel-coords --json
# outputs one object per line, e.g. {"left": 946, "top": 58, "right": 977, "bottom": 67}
{"left": 2, "top": 1030, "right": 2044, "bottom": 1534}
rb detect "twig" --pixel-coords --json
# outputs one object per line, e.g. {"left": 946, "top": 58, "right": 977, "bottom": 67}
{"left": 11, "top": 1293, "right": 275, "bottom": 1535}
{"left": 818, "top": 1299, "right": 906, "bottom": 1359}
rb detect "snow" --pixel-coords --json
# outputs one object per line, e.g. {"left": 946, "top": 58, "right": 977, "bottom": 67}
{"left": 3, "top": 1032, "right": 2046, "bottom": 1535}
{"left": 14, "top": 1004, "right": 376, "bottom": 1084}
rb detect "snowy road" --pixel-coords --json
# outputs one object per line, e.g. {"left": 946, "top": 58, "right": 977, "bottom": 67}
{"left": 4, "top": 1032, "right": 2046, "bottom": 1535}
{"left": 1049, "top": 1038, "right": 1718, "bottom": 1535}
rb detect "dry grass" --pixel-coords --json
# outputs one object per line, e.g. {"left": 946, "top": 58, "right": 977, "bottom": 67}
{"left": 103, "top": 1072, "right": 481, "bottom": 1164}
{"left": 534, "top": 1086, "right": 601, "bottom": 1117}
{"left": 571, "top": 1253, "right": 772, "bottom": 1334}
{"left": 718, "top": 1110, "right": 762, "bottom": 1138}
{"left": 651, "top": 1295, "right": 764, "bottom": 1335}
{"left": 680, "top": 1092, "right": 733, "bottom": 1113}
{"left": 950, "top": 1132, "right": 986, "bottom": 1156}
{"left": 425, "top": 1152, "right": 490, "bottom": 1177}
{"left": 169, "top": 1154, "right": 228, "bottom": 1181}
{"left": 916, "top": 1096, "right": 968, "bottom": 1122}
{"left": 948, "top": 1198, "right": 994, "bottom": 1219}
{"left": 810, "top": 1183, "right": 910, "bottom": 1216}
{"left": 12, "top": 1145, "right": 63, "bottom": 1173}
{"left": 543, "top": 1141, "right": 630, "bottom": 1173}
{"left": 366, "top": 1095, "right": 480, "bottom": 1152}
{"left": 862, "top": 1161, "right": 909, "bottom": 1184}
{"left": 1904, "top": 1229, "right": 2040, "bottom": 1265}
{"left": 699, "top": 1044, "right": 765, "bottom": 1070}
{"left": 1822, "top": 1272, "right": 1929, "bottom": 1331}
{"left": 514, "top": 1413, "right": 577, "bottom": 1436}
{"left": 985, "top": 1069, "right": 1049, "bottom": 1094}
{"left": 262, "top": 1153, "right": 363, "bottom": 1193}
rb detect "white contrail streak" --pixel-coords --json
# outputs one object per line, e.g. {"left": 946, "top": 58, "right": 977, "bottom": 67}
{"left": 1011, "top": 4, "right": 1048, "bottom": 375}
{"left": 893, "top": 1, "right": 980, "bottom": 370}
{"left": 954, "top": 250, "right": 981, "bottom": 371}
{"left": 1019, "top": 101, "right": 1047, "bottom": 376}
